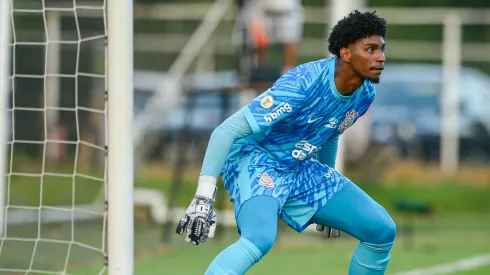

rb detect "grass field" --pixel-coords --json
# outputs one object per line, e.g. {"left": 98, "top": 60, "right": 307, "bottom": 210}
{"left": 2, "top": 160, "right": 490, "bottom": 274}
{"left": 2, "top": 212, "right": 487, "bottom": 274}
{"left": 62, "top": 213, "right": 490, "bottom": 275}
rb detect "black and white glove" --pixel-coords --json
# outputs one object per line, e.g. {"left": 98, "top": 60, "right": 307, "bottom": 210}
{"left": 176, "top": 195, "right": 216, "bottom": 245}
{"left": 316, "top": 224, "right": 341, "bottom": 238}
{"left": 175, "top": 176, "right": 217, "bottom": 245}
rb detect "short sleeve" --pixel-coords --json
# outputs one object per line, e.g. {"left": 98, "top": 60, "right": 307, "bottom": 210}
{"left": 241, "top": 67, "right": 309, "bottom": 133}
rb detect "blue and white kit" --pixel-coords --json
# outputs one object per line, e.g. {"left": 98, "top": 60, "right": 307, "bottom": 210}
{"left": 219, "top": 56, "right": 376, "bottom": 231}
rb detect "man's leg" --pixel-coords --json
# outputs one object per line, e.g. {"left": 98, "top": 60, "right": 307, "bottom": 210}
{"left": 310, "top": 182, "right": 396, "bottom": 275}
{"left": 205, "top": 196, "right": 279, "bottom": 275}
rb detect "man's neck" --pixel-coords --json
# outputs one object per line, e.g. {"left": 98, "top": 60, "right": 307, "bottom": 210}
{"left": 334, "top": 59, "right": 364, "bottom": 96}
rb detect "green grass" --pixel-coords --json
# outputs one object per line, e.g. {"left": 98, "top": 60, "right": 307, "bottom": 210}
{"left": 7, "top": 174, "right": 490, "bottom": 213}
{"left": 361, "top": 183, "right": 490, "bottom": 213}
{"left": 57, "top": 213, "right": 490, "bottom": 275}
{"left": 461, "top": 267, "right": 490, "bottom": 275}
{"left": 7, "top": 154, "right": 490, "bottom": 214}
{"left": 6, "top": 175, "right": 490, "bottom": 227}
{"left": 4, "top": 157, "right": 490, "bottom": 274}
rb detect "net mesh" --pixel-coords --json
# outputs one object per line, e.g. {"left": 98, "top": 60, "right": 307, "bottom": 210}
{"left": 1, "top": 0, "right": 108, "bottom": 274}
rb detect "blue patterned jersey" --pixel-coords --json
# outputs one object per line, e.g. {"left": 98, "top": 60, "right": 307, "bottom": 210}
{"left": 231, "top": 57, "right": 376, "bottom": 170}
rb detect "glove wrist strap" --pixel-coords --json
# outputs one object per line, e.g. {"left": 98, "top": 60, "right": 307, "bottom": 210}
{"left": 196, "top": 175, "right": 217, "bottom": 200}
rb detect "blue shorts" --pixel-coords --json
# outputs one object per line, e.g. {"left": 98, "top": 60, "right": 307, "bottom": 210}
{"left": 221, "top": 151, "right": 351, "bottom": 232}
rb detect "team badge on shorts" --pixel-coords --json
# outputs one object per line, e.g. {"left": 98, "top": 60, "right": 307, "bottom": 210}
{"left": 338, "top": 109, "right": 358, "bottom": 131}
{"left": 260, "top": 95, "right": 274, "bottom": 109}
{"left": 257, "top": 173, "right": 275, "bottom": 188}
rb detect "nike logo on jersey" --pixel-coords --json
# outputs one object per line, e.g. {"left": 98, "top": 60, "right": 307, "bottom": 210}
{"left": 307, "top": 117, "right": 322, "bottom": 123}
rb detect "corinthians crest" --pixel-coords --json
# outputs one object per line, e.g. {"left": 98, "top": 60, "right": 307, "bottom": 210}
{"left": 338, "top": 110, "right": 358, "bottom": 131}
{"left": 257, "top": 173, "right": 275, "bottom": 188}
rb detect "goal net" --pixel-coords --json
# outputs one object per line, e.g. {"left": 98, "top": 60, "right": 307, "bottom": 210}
{"left": 0, "top": 0, "right": 120, "bottom": 274}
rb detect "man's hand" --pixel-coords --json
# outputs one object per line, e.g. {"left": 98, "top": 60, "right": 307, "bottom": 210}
{"left": 176, "top": 195, "right": 217, "bottom": 245}
{"left": 316, "top": 224, "right": 341, "bottom": 238}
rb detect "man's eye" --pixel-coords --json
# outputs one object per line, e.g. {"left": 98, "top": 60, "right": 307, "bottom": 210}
{"left": 367, "top": 48, "right": 374, "bottom": 53}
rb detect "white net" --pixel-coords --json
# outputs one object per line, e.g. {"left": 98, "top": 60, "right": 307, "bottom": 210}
{"left": 1, "top": 0, "right": 108, "bottom": 274}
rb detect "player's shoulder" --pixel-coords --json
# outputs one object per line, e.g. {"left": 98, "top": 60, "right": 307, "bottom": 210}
{"left": 290, "top": 57, "right": 332, "bottom": 73}
{"left": 289, "top": 57, "right": 332, "bottom": 79}
{"left": 275, "top": 58, "right": 332, "bottom": 91}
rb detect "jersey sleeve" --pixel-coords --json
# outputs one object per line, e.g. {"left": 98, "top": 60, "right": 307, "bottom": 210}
{"left": 200, "top": 109, "right": 253, "bottom": 177}
{"left": 241, "top": 67, "right": 309, "bottom": 133}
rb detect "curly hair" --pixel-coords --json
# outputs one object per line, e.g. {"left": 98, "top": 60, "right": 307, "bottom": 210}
{"left": 328, "top": 10, "right": 387, "bottom": 57}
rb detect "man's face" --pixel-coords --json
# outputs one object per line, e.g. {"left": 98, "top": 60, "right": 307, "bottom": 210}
{"left": 348, "top": 35, "right": 386, "bottom": 83}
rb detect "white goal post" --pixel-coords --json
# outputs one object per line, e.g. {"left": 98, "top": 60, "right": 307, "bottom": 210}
{"left": 107, "top": 0, "right": 134, "bottom": 274}
{"left": 0, "top": 0, "right": 134, "bottom": 274}
{"left": 0, "top": 0, "right": 11, "bottom": 240}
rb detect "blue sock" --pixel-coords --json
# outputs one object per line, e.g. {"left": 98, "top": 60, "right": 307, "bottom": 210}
{"left": 205, "top": 237, "right": 263, "bottom": 275}
{"left": 349, "top": 241, "right": 394, "bottom": 275}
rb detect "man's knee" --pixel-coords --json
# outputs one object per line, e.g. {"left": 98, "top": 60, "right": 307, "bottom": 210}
{"left": 237, "top": 196, "right": 279, "bottom": 255}
{"left": 378, "top": 215, "right": 396, "bottom": 244}
{"left": 366, "top": 207, "right": 396, "bottom": 245}
{"left": 241, "top": 227, "right": 277, "bottom": 255}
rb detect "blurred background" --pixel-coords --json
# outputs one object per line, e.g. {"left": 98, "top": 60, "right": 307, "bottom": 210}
{"left": 1, "top": 0, "right": 490, "bottom": 274}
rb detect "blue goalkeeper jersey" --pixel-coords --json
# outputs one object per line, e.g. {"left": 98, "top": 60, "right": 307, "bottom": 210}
{"left": 234, "top": 56, "right": 376, "bottom": 169}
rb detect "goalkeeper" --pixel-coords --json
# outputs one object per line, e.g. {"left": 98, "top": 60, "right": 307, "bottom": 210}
{"left": 176, "top": 10, "right": 396, "bottom": 275}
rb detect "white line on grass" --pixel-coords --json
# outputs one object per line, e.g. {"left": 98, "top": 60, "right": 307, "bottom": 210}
{"left": 394, "top": 254, "right": 490, "bottom": 275}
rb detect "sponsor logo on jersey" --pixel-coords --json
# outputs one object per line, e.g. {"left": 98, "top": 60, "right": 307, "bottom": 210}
{"left": 292, "top": 140, "right": 321, "bottom": 160}
{"left": 325, "top": 118, "right": 338, "bottom": 129}
{"left": 260, "top": 95, "right": 274, "bottom": 109}
{"left": 338, "top": 110, "right": 358, "bottom": 131}
{"left": 324, "top": 167, "right": 335, "bottom": 178}
{"left": 257, "top": 173, "right": 275, "bottom": 188}
{"left": 263, "top": 102, "right": 293, "bottom": 122}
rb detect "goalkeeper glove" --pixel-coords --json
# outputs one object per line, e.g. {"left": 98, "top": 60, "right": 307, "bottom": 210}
{"left": 316, "top": 224, "right": 341, "bottom": 238}
{"left": 175, "top": 176, "right": 217, "bottom": 245}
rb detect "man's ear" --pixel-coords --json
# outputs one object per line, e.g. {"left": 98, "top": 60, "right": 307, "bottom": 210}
{"left": 339, "top": 47, "right": 351, "bottom": 63}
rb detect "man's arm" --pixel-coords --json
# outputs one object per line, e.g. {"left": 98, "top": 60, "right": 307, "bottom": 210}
{"left": 176, "top": 109, "right": 253, "bottom": 244}
{"left": 177, "top": 62, "right": 314, "bottom": 244}
{"left": 316, "top": 135, "right": 341, "bottom": 238}
{"left": 319, "top": 135, "right": 339, "bottom": 168}
{"left": 196, "top": 61, "right": 314, "bottom": 195}
{"left": 195, "top": 109, "right": 253, "bottom": 199}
